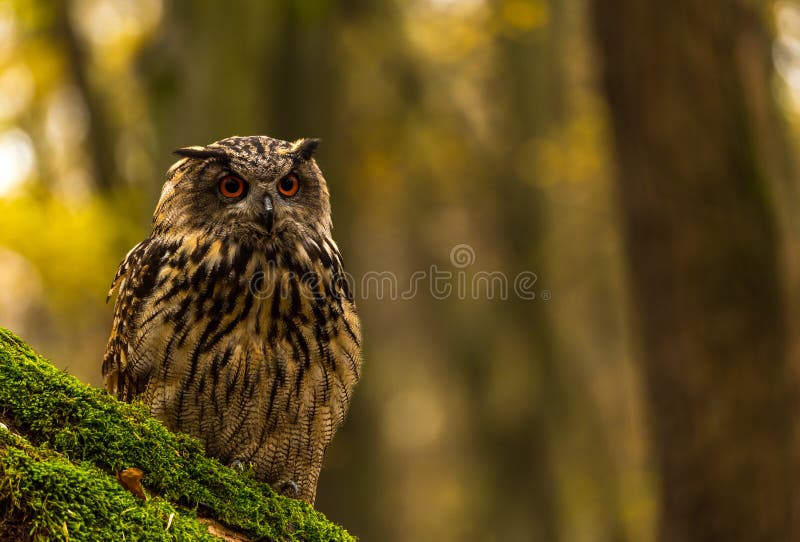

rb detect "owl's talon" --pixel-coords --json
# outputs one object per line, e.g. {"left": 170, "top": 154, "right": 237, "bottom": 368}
{"left": 274, "top": 479, "right": 300, "bottom": 498}
{"left": 230, "top": 459, "right": 245, "bottom": 472}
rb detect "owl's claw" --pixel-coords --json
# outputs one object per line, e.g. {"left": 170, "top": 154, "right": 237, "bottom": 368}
{"left": 229, "top": 459, "right": 246, "bottom": 472}
{"left": 274, "top": 479, "right": 300, "bottom": 498}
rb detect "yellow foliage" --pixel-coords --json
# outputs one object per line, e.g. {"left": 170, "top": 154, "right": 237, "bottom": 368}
{"left": 0, "top": 192, "right": 145, "bottom": 310}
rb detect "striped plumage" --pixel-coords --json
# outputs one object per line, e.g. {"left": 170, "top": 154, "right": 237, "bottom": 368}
{"left": 103, "top": 135, "right": 361, "bottom": 503}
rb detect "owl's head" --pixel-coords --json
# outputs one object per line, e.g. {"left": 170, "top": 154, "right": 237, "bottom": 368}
{"left": 153, "top": 135, "right": 331, "bottom": 248}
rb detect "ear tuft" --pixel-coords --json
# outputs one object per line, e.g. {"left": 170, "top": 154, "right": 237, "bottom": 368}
{"left": 173, "top": 146, "right": 227, "bottom": 160}
{"left": 295, "top": 138, "right": 320, "bottom": 161}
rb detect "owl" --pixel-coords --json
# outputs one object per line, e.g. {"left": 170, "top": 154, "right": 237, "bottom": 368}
{"left": 103, "top": 135, "right": 362, "bottom": 504}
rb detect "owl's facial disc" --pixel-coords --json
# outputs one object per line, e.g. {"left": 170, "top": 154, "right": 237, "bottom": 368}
{"left": 263, "top": 195, "right": 274, "bottom": 233}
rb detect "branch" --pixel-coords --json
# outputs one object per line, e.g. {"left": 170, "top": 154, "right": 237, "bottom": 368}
{"left": 0, "top": 328, "right": 354, "bottom": 541}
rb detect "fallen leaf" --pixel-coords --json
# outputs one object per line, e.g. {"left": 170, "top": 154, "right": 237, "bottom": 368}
{"left": 117, "top": 468, "right": 147, "bottom": 500}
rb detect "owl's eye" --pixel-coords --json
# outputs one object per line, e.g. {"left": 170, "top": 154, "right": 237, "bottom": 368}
{"left": 277, "top": 174, "right": 300, "bottom": 197}
{"left": 219, "top": 175, "right": 248, "bottom": 199}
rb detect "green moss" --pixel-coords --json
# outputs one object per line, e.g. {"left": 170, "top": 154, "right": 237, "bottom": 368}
{"left": 0, "top": 430, "right": 218, "bottom": 541}
{"left": 0, "top": 328, "right": 355, "bottom": 541}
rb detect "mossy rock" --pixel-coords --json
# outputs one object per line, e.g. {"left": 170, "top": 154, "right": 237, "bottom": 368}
{"left": 0, "top": 328, "right": 355, "bottom": 541}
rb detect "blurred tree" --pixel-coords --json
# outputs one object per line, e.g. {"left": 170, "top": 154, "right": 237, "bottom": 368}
{"left": 472, "top": 4, "right": 564, "bottom": 539}
{"left": 593, "top": 1, "right": 800, "bottom": 540}
{"left": 54, "top": 0, "right": 117, "bottom": 191}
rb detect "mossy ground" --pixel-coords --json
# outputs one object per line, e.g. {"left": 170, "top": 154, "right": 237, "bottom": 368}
{"left": 0, "top": 328, "right": 355, "bottom": 541}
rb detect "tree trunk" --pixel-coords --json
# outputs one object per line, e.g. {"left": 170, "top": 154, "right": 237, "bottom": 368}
{"left": 54, "top": 0, "right": 117, "bottom": 192}
{"left": 592, "top": 2, "right": 800, "bottom": 540}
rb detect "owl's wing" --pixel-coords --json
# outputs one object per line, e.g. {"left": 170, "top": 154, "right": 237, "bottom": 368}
{"left": 103, "top": 238, "right": 167, "bottom": 401}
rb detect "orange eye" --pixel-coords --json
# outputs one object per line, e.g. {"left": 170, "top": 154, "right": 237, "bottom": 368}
{"left": 277, "top": 174, "right": 299, "bottom": 197}
{"left": 219, "top": 175, "right": 247, "bottom": 198}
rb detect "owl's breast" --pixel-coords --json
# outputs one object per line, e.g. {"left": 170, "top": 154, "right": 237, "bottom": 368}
{"left": 245, "top": 257, "right": 362, "bottom": 420}
{"left": 132, "top": 240, "right": 361, "bottom": 454}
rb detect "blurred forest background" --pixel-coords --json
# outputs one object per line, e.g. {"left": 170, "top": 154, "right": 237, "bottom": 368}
{"left": 2, "top": 0, "right": 800, "bottom": 540}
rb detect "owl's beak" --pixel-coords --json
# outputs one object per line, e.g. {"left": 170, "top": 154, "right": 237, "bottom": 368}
{"left": 264, "top": 195, "right": 274, "bottom": 233}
